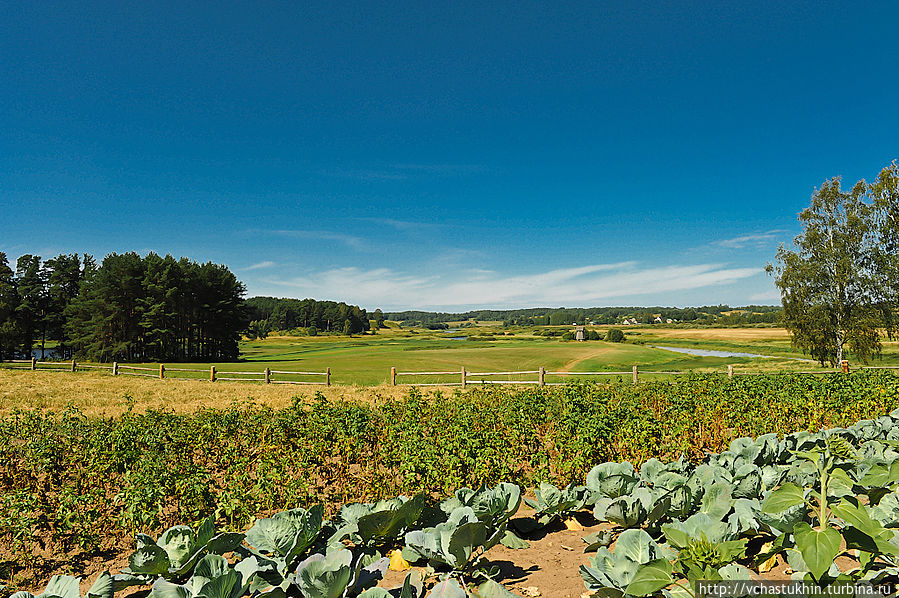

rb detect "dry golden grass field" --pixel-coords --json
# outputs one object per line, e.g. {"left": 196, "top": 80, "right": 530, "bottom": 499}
{"left": 0, "top": 370, "right": 410, "bottom": 416}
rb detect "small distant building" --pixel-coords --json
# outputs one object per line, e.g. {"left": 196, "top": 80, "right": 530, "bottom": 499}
{"left": 575, "top": 326, "right": 585, "bottom": 341}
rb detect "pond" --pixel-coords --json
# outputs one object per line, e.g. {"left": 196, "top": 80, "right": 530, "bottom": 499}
{"left": 651, "top": 345, "right": 774, "bottom": 359}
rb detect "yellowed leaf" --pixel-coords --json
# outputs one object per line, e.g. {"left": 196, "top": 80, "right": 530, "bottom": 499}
{"left": 758, "top": 554, "right": 778, "bottom": 573}
{"left": 388, "top": 549, "right": 411, "bottom": 571}
{"left": 564, "top": 517, "right": 584, "bottom": 531}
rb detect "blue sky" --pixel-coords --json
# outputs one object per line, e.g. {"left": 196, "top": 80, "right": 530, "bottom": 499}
{"left": 2, "top": 1, "right": 897, "bottom": 311}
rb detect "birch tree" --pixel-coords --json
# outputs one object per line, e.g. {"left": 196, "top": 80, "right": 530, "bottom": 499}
{"left": 767, "top": 175, "right": 885, "bottom": 366}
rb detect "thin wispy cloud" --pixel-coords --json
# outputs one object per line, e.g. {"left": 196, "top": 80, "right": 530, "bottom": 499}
{"left": 714, "top": 230, "right": 788, "bottom": 249}
{"left": 273, "top": 229, "right": 366, "bottom": 250}
{"left": 244, "top": 260, "right": 276, "bottom": 271}
{"left": 390, "top": 163, "right": 485, "bottom": 174}
{"left": 266, "top": 268, "right": 438, "bottom": 305}
{"left": 320, "top": 167, "right": 408, "bottom": 181}
{"left": 360, "top": 217, "right": 439, "bottom": 231}
{"left": 261, "top": 261, "right": 761, "bottom": 310}
{"left": 749, "top": 289, "right": 781, "bottom": 302}
{"left": 323, "top": 163, "right": 484, "bottom": 181}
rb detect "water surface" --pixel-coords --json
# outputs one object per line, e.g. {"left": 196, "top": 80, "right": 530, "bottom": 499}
{"left": 652, "top": 345, "right": 773, "bottom": 359}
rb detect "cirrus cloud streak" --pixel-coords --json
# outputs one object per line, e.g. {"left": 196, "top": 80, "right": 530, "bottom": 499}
{"left": 258, "top": 262, "right": 761, "bottom": 310}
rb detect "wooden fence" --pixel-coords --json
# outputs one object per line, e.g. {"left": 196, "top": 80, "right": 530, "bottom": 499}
{"left": 4, "top": 358, "right": 887, "bottom": 388}
{"left": 0, "top": 358, "right": 331, "bottom": 385}
{"left": 389, "top": 360, "right": 859, "bottom": 387}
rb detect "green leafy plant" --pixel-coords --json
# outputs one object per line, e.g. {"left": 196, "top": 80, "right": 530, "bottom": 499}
{"left": 522, "top": 482, "right": 588, "bottom": 527}
{"left": 238, "top": 505, "right": 325, "bottom": 587}
{"left": 580, "top": 529, "right": 674, "bottom": 597}
{"left": 120, "top": 516, "right": 244, "bottom": 582}
{"left": 289, "top": 548, "right": 388, "bottom": 598}
{"left": 149, "top": 555, "right": 260, "bottom": 598}
{"left": 11, "top": 573, "right": 113, "bottom": 598}
{"left": 331, "top": 495, "right": 426, "bottom": 549}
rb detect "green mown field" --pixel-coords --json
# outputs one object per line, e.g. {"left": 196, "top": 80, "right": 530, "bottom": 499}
{"left": 223, "top": 324, "right": 899, "bottom": 385}
{"left": 210, "top": 326, "right": 823, "bottom": 386}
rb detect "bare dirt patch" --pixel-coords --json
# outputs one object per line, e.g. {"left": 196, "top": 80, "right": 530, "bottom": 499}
{"left": 556, "top": 347, "right": 615, "bottom": 373}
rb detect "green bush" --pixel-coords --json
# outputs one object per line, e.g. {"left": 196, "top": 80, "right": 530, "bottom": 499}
{"left": 605, "top": 328, "right": 625, "bottom": 342}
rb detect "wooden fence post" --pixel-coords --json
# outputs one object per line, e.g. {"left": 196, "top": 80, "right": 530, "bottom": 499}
{"left": 159, "top": 364, "right": 165, "bottom": 379}
{"left": 728, "top": 364, "right": 734, "bottom": 378}
{"left": 264, "top": 367, "right": 270, "bottom": 384}
{"left": 539, "top": 366, "right": 545, "bottom": 387}
{"left": 461, "top": 366, "right": 466, "bottom": 389}
{"left": 210, "top": 365, "right": 216, "bottom": 382}
{"left": 31, "top": 357, "right": 36, "bottom": 370}
{"left": 112, "top": 362, "right": 118, "bottom": 376}
{"left": 390, "top": 367, "right": 396, "bottom": 386}
{"left": 326, "top": 367, "right": 331, "bottom": 386}
{"left": 71, "top": 359, "right": 76, "bottom": 372}
{"left": 632, "top": 365, "right": 638, "bottom": 385}
{"left": 841, "top": 360, "right": 849, "bottom": 374}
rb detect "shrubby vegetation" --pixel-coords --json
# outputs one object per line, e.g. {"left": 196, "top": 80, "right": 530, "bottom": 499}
{"left": 3, "top": 372, "right": 899, "bottom": 589}
{"left": 245, "top": 297, "right": 372, "bottom": 337}
{"left": 606, "top": 328, "right": 625, "bottom": 343}
{"left": 387, "top": 306, "right": 780, "bottom": 328}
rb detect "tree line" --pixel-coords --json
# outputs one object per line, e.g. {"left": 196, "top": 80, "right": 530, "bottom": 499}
{"left": 0, "top": 252, "right": 247, "bottom": 362}
{"left": 245, "top": 297, "right": 373, "bottom": 338}
{"left": 769, "top": 161, "right": 899, "bottom": 366}
{"left": 386, "top": 305, "right": 780, "bottom": 327}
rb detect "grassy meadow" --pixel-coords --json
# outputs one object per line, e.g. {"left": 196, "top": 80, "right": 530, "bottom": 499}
{"left": 7, "top": 323, "right": 899, "bottom": 417}
{"left": 8, "top": 322, "right": 897, "bottom": 415}
{"left": 235, "top": 323, "right": 850, "bottom": 384}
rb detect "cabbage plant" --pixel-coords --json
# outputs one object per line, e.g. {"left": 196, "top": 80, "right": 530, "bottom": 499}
{"left": 522, "top": 482, "right": 588, "bottom": 527}
{"left": 11, "top": 573, "right": 113, "bottom": 598}
{"left": 331, "top": 495, "right": 425, "bottom": 549}
{"left": 438, "top": 483, "right": 521, "bottom": 529}
{"left": 579, "top": 529, "right": 673, "bottom": 596}
{"left": 289, "top": 548, "right": 389, "bottom": 598}
{"left": 149, "top": 555, "right": 261, "bottom": 598}
{"left": 586, "top": 462, "right": 640, "bottom": 501}
{"left": 402, "top": 503, "right": 518, "bottom": 594}
{"left": 403, "top": 506, "right": 488, "bottom": 571}
{"left": 120, "top": 516, "right": 244, "bottom": 581}
{"left": 238, "top": 504, "right": 326, "bottom": 590}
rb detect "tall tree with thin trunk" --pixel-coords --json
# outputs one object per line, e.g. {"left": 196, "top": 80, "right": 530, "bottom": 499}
{"left": 767, "top": 174, "right": 886, "bottom": 366}
{"left": 44, "top": 253, "right": 86, "bottom": 357}
{"left": 0, "top": 253, "right": 20, "bottom": 360}
{"left": 15, "top": 254, "right": 47, "bottom": 358}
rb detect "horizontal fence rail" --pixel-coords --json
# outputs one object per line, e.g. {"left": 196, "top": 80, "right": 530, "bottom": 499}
{"left": 390, "top": 360, "right": 868, "bottom": 386}
{"left": 0, "top": 359, "right": 331, "bottom": 386}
